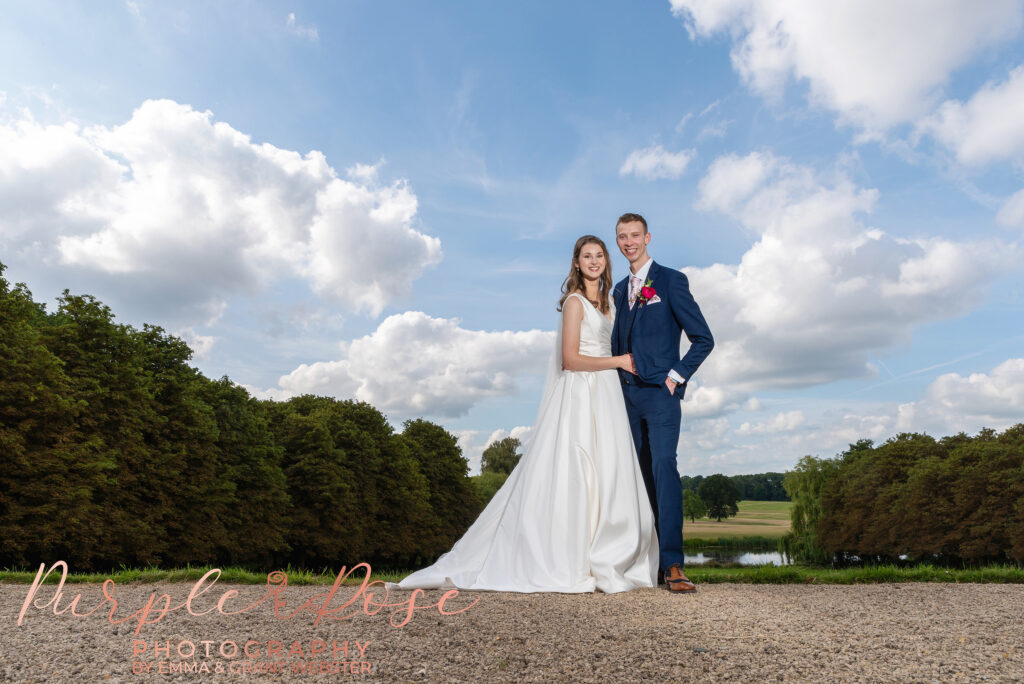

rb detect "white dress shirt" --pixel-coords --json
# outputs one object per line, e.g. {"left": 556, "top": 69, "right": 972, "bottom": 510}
{"left": 628, "top": 257, "right": 686, "bottom": 388}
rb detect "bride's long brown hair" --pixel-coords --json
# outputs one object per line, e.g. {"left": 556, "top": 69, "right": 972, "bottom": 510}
{"left": 558, "top": 235, "right": 613, "bottom": 315}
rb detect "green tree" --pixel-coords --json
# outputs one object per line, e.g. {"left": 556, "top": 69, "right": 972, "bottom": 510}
{"left": 481, "top": 437, "right": 521, "bottom": 476}
{"left": 0, "top": 267, "right": 109, "bottom": 570}
{"left": 805, "top": 429, "right": 1024, "bottom": 565}
{"left": 999, "top": 424, "right": 1024, "bottom": 563}
{"left": 470, "top": 471, "right": 509, "bottom": 506}
{"left": 728, "top": 472, "right": 790, "bottom": 501}
{"left": 133, "top": 323, "right": 238, "bottom": 568}
{"left": 2, "top": 265, "right": 544, "bottom": 570}
{"left": 893, "top": 431, "right": 1024, "bottom": 563}
{"left": 40, "top": 290, "right": 169, "bottom": 569}
{"left": 0, "top": 266, "right": 296, "bottom": 571}
{"left": 818, "top": 434, "right": 943, "bottom": 562}
{"left": 269, "top": 396, "right": 435, "bottom": 567}
{"left": 199, "top": 376, "right": 290, "bottom": 568}
{"left": 679, "top": 474, "right": 705, "bottom": 494}
{"left": 780, "top": 454, "right": 841, "bottom": 564}
{"left": 269, "top": 399, "right": 362, "bottom": 567}
{"left": 682, "top": 489, "right": 707, "bottom": 522}
{"left": 697, "top": 474, "right": 741, "bottom": 522}
{"left": 400, "top": 419, "right": 482, "bottom": 560}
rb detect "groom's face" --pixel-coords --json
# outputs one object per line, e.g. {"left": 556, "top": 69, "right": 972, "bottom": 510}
{"left": 615, "top": 220, "right": 650, "bottom": 266}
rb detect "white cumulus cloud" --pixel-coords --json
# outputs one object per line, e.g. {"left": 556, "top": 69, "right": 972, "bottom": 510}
{"left": 256, "top": 311, "right": 554, "bottom": 419}
{"left": 485, "top": 425, "right": 533, "bottom": 449}
{"left": 0, "top": 100, "right": 441, "bottom": 325}
{"left": 682, "top": 382, "right": 751, "bottom": 419}
{"left": 919, "top": 65, "right": 1024, "bottom": 166}
{"left": 997, "top": 188, "right": 1024, "bottom": 228}
{"left": 687, "top": 151, "right": 1015, "bottom": 394}
{"left": 736, "top": 410, "right": 805, "bottom": 436}
{"left": 909, "top": 358, "right": 1024, "bottom": 427}
{"left": 678, "top": 357, "right": 1024, "bottom": 476}
{"left": 671, "top": 0, "right": 1024, "bottom": 132}
{"left": 620, "top": 145, "right": 695, "bottom": 180}
{"left": 175, "top": 327, "right": 217, "bottom": 360}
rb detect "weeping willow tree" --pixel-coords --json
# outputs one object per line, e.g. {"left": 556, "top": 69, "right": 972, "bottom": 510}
{"left": 779, "top": 452, "right": 844, "bottom": 564}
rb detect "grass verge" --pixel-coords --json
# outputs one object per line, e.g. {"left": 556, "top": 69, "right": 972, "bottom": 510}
{"left": 3, "top": 563, "right": 1023, "bottom": 585}
{"left": 686, "top": 564, "right": 1024, "bottom": 584}
{"left": 0, "top": 563, "right": 409, "bottom": 586}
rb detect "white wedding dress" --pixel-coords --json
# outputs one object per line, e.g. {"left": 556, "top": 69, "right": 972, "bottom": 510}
{"left": 388, "top": 292, "right": 658, "bottom": 593}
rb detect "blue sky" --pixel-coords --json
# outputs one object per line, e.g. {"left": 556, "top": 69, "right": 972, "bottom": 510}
{"left": 2, "top": 1, "right": 1023, "bottom": 475}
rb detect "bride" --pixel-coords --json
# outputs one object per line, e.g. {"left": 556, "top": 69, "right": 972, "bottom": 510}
{"left": 388, "top": 236, "right": 658, "bottom": 593}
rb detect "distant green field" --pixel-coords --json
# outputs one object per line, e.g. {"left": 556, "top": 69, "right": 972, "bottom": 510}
{"left": 685, "top": 500, "right": 792, "bottom": 540}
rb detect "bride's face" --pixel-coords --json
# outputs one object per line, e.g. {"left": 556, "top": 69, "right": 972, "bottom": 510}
{"left": 575, "top": 243, "right": 607, "bottom": 282}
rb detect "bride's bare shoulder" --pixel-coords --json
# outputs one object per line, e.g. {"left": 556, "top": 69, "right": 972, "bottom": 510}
{"left": 562, "top": 292, "right": 585, "bottom": 311}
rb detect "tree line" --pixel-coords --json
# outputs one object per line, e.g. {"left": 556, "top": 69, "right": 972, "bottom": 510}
{"left": 680, "top": 472, "right": 789, "bottom": 501}
{"left": 782, "top": 428, "right": 1024, "bottom": 565}
{"left": 0, "top": 264, "right": 482, "bottom": 571}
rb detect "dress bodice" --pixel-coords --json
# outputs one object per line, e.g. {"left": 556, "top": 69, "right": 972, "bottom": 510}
{"left": 567, "top": 292, "right": 614, "bottom": 358}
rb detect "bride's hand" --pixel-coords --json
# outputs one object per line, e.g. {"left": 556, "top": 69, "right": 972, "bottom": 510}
{"left": 619, "top": 354, "right": 637, "bottom": 375}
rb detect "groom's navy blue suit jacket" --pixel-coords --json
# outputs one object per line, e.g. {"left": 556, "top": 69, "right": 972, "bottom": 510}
{"left": 612, "top": 260, "right": 714, "bottom": 400}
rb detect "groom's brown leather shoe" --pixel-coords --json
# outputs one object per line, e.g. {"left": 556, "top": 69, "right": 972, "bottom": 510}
{"left": 665, "top": 564, "right": 697, "bottom": 593}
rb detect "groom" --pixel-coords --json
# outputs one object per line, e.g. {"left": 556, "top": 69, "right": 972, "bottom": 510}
{"left": 611, "top": 213, "right": 714, "bottom": 593}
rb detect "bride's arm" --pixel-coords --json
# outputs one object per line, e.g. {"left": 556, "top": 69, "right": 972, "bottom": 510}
{"left": 561, "top": 296, "right": 635, "bottom": 373}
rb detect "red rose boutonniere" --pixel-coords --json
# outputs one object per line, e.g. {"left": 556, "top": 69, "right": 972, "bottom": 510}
{"left": 635, "top": 278, "right": 657, "bottom": 306}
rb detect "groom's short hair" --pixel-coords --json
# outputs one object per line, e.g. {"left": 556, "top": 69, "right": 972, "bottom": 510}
{"left": 616, "top": 212, "right": 648, "bottom": 234}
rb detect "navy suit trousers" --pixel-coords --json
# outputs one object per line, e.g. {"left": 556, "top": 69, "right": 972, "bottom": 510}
{"left": 621, "top": 378, "right": 684, "bottom": 571}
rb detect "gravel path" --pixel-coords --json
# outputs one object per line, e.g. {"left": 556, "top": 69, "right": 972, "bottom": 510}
{"left": 2, "top": 580, "right": 1022, "bottom": 682}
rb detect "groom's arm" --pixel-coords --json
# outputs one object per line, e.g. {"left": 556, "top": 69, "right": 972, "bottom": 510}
{"left": 667, "top": 270, "right": 714, "bottom": 387}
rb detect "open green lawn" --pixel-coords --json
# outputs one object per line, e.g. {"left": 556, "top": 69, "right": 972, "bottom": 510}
{"left": 685, "top": 500, "right": 792, "bottom": 540}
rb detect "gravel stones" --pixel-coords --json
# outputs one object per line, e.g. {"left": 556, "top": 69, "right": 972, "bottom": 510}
{"left": 2, "top": 582, "right": 1022, "bottom": 682}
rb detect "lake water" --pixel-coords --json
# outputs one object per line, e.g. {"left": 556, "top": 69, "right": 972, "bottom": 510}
{"left": 684, "top": 549, "right": 792, "bottom": 566}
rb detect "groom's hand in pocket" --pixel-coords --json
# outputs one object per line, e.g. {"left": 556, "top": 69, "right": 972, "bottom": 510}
{"left": 665, "top": 377, "right": 679, "bottom": 395}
